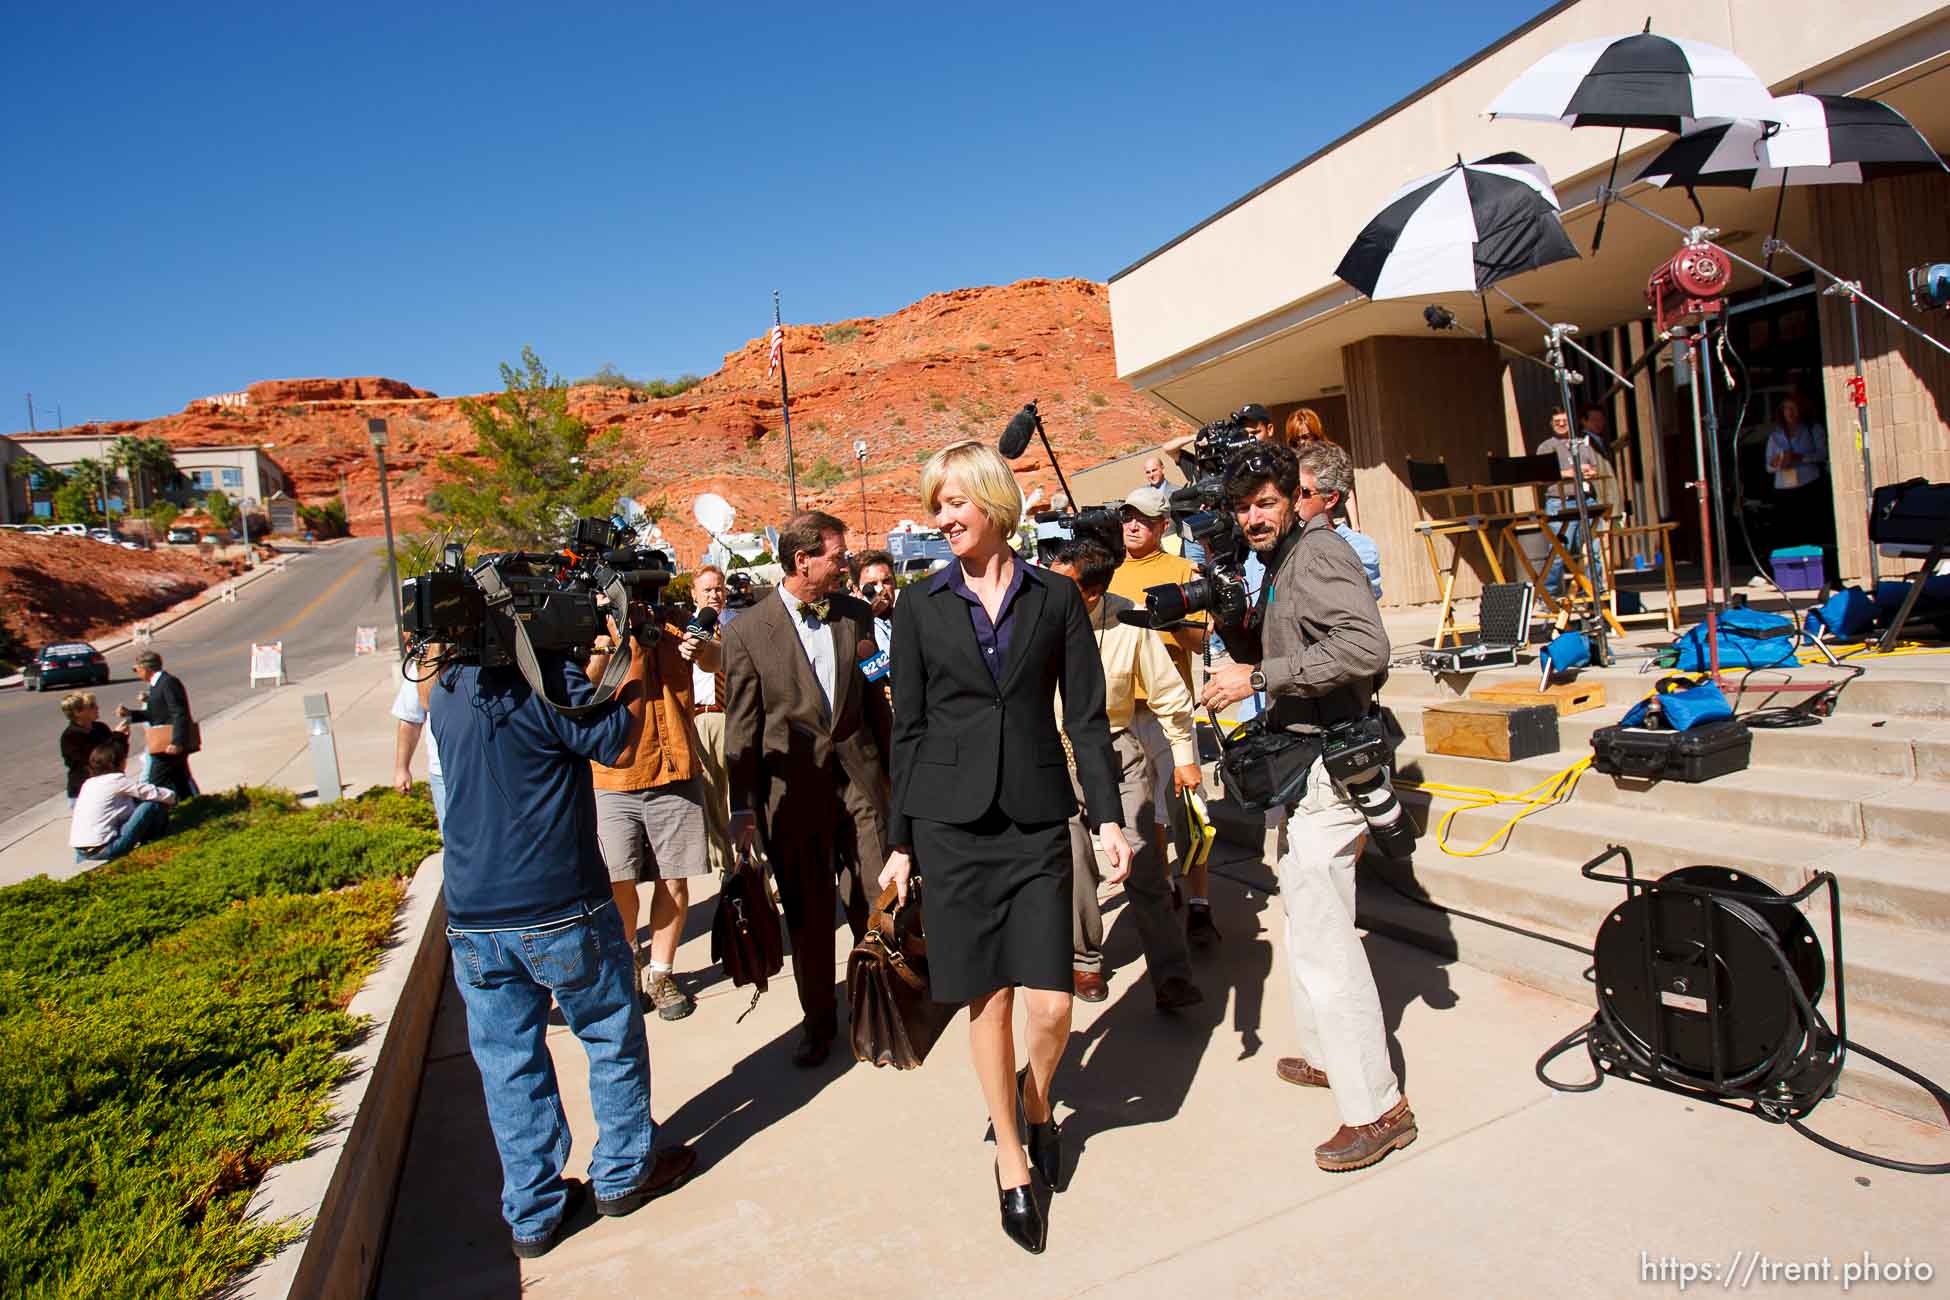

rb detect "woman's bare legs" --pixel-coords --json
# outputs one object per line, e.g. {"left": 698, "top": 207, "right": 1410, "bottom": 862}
{"left": 969, "top": 987, "right": 1030, "bottom": 1187}
{"left": 1019, "top": 988, "right": 1072, "bottom": 1128}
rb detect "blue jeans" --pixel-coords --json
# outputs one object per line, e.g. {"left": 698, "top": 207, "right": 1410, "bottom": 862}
{"left": 428, "top": 771, "right": 448, "bottom": 830}
{"left": 446, "top": 899, "right": 654, "bottom": 1244}
{"left": 77, "top": 798, "right": 169, "bottom": 863}
{"left": 1544, "top": 494, "right": 1605, "bottom": 597}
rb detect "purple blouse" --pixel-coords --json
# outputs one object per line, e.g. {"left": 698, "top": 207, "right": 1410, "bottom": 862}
{"left": 933, "top": 558, "right": 1032, "bottom": 685}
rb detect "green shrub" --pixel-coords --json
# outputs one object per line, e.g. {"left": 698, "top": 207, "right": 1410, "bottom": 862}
{"left": 823, "top": 324, "right": 860, "bottom": 345}
{"left": 0, "top": 787, "right": 435, "bottom": 1298}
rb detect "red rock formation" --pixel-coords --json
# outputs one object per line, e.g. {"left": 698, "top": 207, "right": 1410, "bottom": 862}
{"left": 14, "top": 278, "right": 1183, "bottom": 564}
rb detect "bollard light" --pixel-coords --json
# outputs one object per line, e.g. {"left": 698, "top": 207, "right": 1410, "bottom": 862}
{"left": 303, "top": 692, "right": 343, "bottom": 804}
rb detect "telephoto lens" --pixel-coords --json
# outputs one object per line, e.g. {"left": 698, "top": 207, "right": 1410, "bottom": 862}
{"left": 1338, "top": 764, "right": 1416, "bottom": 859}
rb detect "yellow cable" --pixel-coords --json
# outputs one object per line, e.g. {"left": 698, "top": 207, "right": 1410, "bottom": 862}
{"left": 1395, "top": 757, "right": 1592, "bottom": 858}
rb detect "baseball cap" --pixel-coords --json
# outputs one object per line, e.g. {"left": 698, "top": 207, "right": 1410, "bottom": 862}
{"left": 1123, "top": 486, "right": 1171, "bottom": 518}
{"left": 1237, "top": 402, "right": 1272, "bottom": 426}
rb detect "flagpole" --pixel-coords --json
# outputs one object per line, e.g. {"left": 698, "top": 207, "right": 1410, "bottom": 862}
{"left": 774, "top": 291, "right": 799, "bottom": 513}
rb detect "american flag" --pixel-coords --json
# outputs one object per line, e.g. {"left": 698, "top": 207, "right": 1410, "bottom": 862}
{"left": 766, "top": 323, "right": 784, "bottom": 379}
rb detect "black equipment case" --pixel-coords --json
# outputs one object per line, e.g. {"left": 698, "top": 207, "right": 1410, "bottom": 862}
{"left": 1589, "top": 718, "right": 1752, "bottom": 783}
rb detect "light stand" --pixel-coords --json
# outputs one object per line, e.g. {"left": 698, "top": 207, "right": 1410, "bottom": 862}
{"left": 1764, "top": 237, "right": 1950, "bottom": 590}
{"left": 853, "top": 438, "right": 870, "bottom": 545}
{"left": 1492, "top": 286, "right": 1635, "bottom": 667}
{"left": 368, "top": 418, "right": 405, "bottom": 659}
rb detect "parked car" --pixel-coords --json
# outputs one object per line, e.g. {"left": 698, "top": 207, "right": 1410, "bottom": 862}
{"left": 48, "top": 523, "right": 89, "bottom": 537}
{"left": 199, "top": 533, "right": 223, "bottom": 544}
{"left": 23, "top": 642, "right": 110, "bottom": 691}
{"left": 166, "top": 527, "right": 197, "bottom": 544}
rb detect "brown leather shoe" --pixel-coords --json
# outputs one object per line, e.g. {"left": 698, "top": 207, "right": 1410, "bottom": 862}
{"left": 1276, "top": 1056, "right": 1330, "bottom": 1089}
{"left": 791, "top": 1035, "right": 832, "bottom": 1068}
{"left": 1314, "top": 1098, "right": 1416, "bottom": 1172}
{"left": 1073, "top": 970, "right": 1108, "bottom": 1003}
{"left": 595, "top": 1146, "right": 697, "bottom": 1217}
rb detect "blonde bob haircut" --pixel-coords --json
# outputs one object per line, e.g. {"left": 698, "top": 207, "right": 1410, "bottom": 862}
{"left": 920, "top": 440, "right": 1023, "bottom": 538}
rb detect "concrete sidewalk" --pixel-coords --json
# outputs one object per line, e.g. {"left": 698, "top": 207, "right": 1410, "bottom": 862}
{"left": 378, "top": 852, "right": 1949, "bottom": 1300}
{"left": 0, "top": 649, "right": 417, "bottom": 886}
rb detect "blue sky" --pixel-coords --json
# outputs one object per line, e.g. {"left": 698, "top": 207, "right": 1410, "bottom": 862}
{"left": 3, "top": 1, "right": 1542, "bottom": 426}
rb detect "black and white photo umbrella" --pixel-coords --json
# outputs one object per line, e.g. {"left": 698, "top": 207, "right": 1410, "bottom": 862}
{"left": 1485, "top": 29, "right": 1777, "bottom": 131}
{"left": 1334, "top": 152, "right": 1578, "bottom": 300}
{"left": 1639, "top": 94, "right": 1946, "bottom": 189}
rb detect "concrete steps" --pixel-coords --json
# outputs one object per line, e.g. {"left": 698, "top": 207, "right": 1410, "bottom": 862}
{"left": 1331, "top": 649, "right": 1950, "bottom": 1128}
{"left": 1352, "top": 871, "right": 1950, "bottom": 1130}
{"left": 1395, "top": 790, "right": 1949, "bottom": 929}
{"left": 1361, "top": 846, "right": 1950, "bottom": 1033}
{"left": 1390, "top": 736, "right": 1943, "bottom": 848}
{"left": 1392, "top": 699, "right": 1948, "bottom": 780}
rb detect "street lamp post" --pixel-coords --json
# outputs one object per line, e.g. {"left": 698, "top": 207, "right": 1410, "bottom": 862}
{"left": 853, "top": 439, "right": 869, "bottom": 545}
{"left": 369, "top": 419, "right": 405, "bottom": 658}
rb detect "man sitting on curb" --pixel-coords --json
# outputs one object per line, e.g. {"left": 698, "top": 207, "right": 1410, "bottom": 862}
{"left": 69, "top": 741, "right": 173, "bottom": 864}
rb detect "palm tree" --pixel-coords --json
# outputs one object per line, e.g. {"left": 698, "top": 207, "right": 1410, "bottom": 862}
{"left": 67, "top": 456, "right": 114, "bottom": 524}
{"left": 108, "top": 436, "right": 180, "bottom": 513}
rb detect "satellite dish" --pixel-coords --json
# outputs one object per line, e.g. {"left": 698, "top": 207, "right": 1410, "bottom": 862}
{"left": 694, "top": 492, "right": 736, "bottom": 537}
{"left": 614, "top": 496, "right": 648, "bottom": 527}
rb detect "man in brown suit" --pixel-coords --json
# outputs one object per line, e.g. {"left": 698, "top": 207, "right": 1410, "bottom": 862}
{"left": 724, "top": 511, "right": 892, "bottom": 1066}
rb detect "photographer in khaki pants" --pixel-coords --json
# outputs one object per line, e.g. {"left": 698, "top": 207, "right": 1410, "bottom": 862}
{"left": 1199, "top": 440, "right": 1415, "bottom": 1173}
{"left": 1047, "top": 538, "right": 1203, "bottom": 1012}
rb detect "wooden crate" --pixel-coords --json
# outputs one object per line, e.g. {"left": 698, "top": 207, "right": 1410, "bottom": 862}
{"left": 1423, "top": 700, "right": 1560, "bottom": 762}
{"left": 1470, "top": 679, "right": 1606, "bottom": 716}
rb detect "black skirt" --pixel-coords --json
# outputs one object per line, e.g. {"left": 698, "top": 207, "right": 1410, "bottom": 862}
{"left": 912, "top": 801, "right": 1071, "bottom": 1004}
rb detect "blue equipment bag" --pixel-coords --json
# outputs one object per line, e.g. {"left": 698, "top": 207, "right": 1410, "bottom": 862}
{"left": 1803, "top": 587, "right": 1876, "bottom": 641}
{"left": 1673, "top": 606, "right": 1799, "bottom": 671}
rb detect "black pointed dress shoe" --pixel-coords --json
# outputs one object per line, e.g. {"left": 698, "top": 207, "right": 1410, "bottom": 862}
{"left": 995, "top": 1162, "right": 1048, "bottom": 1254}
{"left": 1015, "top": 1068, "right": 1062, "bottom": 1191}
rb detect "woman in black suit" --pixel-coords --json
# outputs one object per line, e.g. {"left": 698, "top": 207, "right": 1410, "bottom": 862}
{"left": 880, "top": 440, "right": 1131, "bottom": 1255}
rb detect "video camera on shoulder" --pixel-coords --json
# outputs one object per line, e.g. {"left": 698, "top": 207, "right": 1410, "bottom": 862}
{"left": 399, "top": 514, "right": 675, "bottom": 714}
{"left": 1030, "top": 504, "right": 1122, "bottom": 565}
{"left": 1141, "top": 412, "right": 1262, "bottom": 628}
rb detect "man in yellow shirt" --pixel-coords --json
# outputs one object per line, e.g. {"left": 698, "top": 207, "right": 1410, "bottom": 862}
{"left": 1050, "top": 539, "right": 1203, "bottom": 1011}
{"left": 1105, "top": 486, "right": 1217, "bottom": 946}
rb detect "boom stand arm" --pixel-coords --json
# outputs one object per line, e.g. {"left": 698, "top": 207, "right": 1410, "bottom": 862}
{"left": 1677, "top": 327, "right": 1723, "bottom": 682}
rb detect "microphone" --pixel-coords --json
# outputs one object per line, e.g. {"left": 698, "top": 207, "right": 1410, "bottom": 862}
{"left": 1424, "top": 305, "right": 1457, "bottom": 331}
{"left": 999, "top": 403, "right": 1040, "bottom": 459}
{"left": 856, "top": 638, "right": 890, "bottom": 683}
{"left": 685, "top": 606, "right": 720, "bottom": 641}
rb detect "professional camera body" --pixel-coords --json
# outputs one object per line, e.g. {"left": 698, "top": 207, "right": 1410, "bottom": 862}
{"left": 1030, "top": 503, "right": 1122, "bottom": 564}
{"left": 1141, "top": 413, "right": 1259, "bottom": 627}
{"left": 722, "top": 569, "right": 771, "bottom": 610}
{"left": 400, "top": 515, "right": 673, "bottom": 673}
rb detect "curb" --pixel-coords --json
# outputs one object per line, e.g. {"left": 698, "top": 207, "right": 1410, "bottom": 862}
{"left": 236, "top": 852, "right": 448, "bottom": 1300}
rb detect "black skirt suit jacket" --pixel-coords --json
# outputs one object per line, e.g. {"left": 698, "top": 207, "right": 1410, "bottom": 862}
{"left": 887, "top": 560, "right": 1123, "bottom": 1000}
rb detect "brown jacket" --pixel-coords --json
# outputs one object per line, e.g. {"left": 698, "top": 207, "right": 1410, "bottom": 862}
{"left": 722, "top": 588, "right": 891, "bottom": 860}
{"left": 588, "top": 621, "right": 698, "bottom": 792}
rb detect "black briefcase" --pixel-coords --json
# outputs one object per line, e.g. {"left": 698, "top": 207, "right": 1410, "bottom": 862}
{"left": 1589, "top": 718, "right": 1752, "bottom": 783}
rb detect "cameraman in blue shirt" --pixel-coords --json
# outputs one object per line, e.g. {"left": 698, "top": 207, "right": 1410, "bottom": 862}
{"left": 430, "top": 646, "right": 696, "bottom": 1258}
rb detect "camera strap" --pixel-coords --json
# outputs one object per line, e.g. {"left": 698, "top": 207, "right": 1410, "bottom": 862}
{"left": 475, "top": 564, "right": 636, "bottom": 717}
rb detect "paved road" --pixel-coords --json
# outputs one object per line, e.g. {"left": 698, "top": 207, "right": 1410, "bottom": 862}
{"left": 0, "top": 538, "right": 397, "bottom": 822}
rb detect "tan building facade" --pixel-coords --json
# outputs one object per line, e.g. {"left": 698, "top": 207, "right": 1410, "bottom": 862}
{"left": 5, "top": 433, "right": 291, "bottom": 516}
{"left": 1109, "top": 0, "right": 1950, "bottom": 606}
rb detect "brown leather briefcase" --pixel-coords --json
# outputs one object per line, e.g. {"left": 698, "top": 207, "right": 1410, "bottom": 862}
{"left": 847, "top": 878, "right": 957, "bottom": 1070}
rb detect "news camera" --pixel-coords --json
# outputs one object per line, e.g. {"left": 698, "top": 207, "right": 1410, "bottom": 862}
{"left": 399, "top": 514, "right": 674, "bottom": 714}
{"left": 722, "top": 568, "right": 769, "bottom": 610}
{"left": 1139, "top": 422, "right": 1265, "bottom": 628}
{"left": 1030, "top": 503, "right": 1123, "bottom": 565}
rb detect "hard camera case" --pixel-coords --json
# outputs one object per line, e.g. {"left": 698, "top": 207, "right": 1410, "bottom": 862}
{"left": 1589, "top": 717, "right": 1752, "bottom": 783}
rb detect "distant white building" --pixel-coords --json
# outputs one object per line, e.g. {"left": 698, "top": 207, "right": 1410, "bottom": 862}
{"left": 3, "top": 433, "right": 291, "bottom": 515}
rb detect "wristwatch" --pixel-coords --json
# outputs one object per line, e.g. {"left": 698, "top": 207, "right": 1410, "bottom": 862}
{"left": 1249, "top": 668, "right": 1267, "bottom": 693}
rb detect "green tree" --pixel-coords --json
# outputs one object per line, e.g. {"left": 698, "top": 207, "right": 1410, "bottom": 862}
{"left": 146, "top": 500, "right": 181, "bottom": 534}
{"left": 425, "top": 346, "right": 637, "bottom": 551}
{"left": 66, "top": 456, "right": 117, "bottom": 523}
{"left": 297, "top": 498, "right": 349, "bottom": 539}
{"left": 205, "top": 492, "right": 240, "bottom": 532}
{"left": 52, "top": 479, "right": 102, "bottom": 526}
{"left": 109, "top": 436, "right": 181, "bottom": 512}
